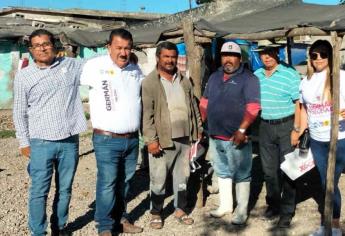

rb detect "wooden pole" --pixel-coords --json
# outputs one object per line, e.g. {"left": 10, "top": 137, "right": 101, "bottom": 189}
{"left": 182, "top": 19, "right": 203, "bottom": 99}
{"left": 324, "top": 31, "right": 342, "bottom": 236}
{"left": 286, "top": 37, "right": 293, "bottom": 66}
{"left": 182, "top": 19, "right": 204, "bottom": 208}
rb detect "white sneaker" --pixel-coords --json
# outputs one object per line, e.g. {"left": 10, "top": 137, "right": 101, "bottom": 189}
{"left": 309, "top": 226, "right": 324, "bottom": 236}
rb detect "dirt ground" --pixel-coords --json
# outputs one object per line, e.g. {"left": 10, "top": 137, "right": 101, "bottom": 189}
{"left": 1, "top": 134, "right": 345, "bottom": 236}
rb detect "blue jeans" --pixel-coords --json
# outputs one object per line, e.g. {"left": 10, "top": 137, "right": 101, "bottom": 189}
{"left": 28, "top": 135, "right": 79, "bottom": 236}
{"left": 310, "top": 138, "right": 345, "bottom": 219}
{"left": 93, "top": 134, "right": 139, "bottom": 233}
{"left": 209, "top": 138, "right": 252, "bottom": 182}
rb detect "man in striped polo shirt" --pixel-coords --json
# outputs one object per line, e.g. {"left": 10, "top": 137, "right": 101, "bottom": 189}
{"left": 254, "top": 40, "right": 301, "bottom": 228}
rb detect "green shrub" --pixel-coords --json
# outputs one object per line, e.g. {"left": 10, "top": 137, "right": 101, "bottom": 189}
{"left": 84, "top": 112, "right": 90, "bottom": 120}
{"left": 0, "top": 130, "right": 16, "bottom": 138}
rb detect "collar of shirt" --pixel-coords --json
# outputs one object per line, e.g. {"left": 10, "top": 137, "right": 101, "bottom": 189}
{"left": 34, "top": 57, "right": 62, "bottom": 70}
{"left": 220, "top": 63, "right": 244, "bottom": 81}
{"left": 106, "top": 54, "right": 135, "bottom": 72}
{"left": 160, "top": 73, "right": 178, "bottom": 83}
{"left": 257, "top": 63, "right": 284, "bottom": 77}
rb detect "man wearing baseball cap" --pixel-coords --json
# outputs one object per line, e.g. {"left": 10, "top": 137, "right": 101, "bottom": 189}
{"left": 199, "top": 41, "right": 260, "bottom": 225}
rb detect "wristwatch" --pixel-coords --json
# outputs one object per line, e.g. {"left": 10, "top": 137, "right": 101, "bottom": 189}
{"left": 293, "top": 126, "right": 300, "bottom": 132}
{"left": 238, "top": 128, "right": 246, "bottom": 134}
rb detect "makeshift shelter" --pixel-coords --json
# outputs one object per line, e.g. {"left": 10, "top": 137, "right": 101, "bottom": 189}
{"left": 0, "top": 7, "right": 165, "bottom": 109}
{"left": 126, "top": 0, "right": 345, "bottom": 96}
{"left": 130, "top": 0, "right": 345, "bottom": 45}
{"left": 0, "top": 7, "right": 165, "bottom": 46}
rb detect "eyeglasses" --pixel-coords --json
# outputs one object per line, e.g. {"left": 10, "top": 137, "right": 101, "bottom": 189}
{"left": 310, "top": 52, "right": 328, "bottom": 60}
{"left": 30, "top": 42, "right": 53, "bottom": 50}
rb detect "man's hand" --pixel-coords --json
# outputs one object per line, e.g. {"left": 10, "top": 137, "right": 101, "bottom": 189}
{"left": 147, "top": 141, "right": 161, "bottom": 156}
{"left": 291, "top": 130, "right": 300, "bottom": 146}
{"left": 20, "top": 146, "right": 31, "bottom": 158}
{"left": 233, "top": 131, "right": 246, "bottom": 147}
{"left": 198, "top": 132, "right": 203, "bottom": 141}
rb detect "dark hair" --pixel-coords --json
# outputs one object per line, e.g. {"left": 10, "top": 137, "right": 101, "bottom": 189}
{"left": 307, "top": 40, "right": 333, "bottom": 102}
{"left": 29, "top": 29, "right": 55, "bottom": 47}
{"left": 259, "top": 47, "right": 280, "bottom": 62}
{"left": 108, "top": 28, "right": 133, "bottom": 46}
{"left": 156, "top": 41, "right": 178, "bottom": 57}
{"left": 309, "top": 40, "right": 332, "bottom": 64}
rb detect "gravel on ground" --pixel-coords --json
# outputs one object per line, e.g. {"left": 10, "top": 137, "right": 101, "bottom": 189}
{"left": 1, "top": 135, "right": 344, "bottom": 236}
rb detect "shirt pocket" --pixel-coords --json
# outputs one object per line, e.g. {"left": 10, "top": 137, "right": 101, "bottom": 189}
{"left": 59, "top": 71, "right": 76, "bottom": 88}
{"left": 128, "top": 75, "right": 141, "bottom": 97}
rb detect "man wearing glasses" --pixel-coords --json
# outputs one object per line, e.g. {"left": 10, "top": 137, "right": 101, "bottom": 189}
{"left": 13, "top": 29, "right": 87, "bottom": 235}
{"left": 253, "top": 40, "right": 301, "bottom": 228}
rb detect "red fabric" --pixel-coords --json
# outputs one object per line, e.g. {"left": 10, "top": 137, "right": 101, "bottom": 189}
{"left": 243, "top": 102, "right": 261, "bottom": 123}
{"left": 223, "top": 74, "right": 231, "bottom": 81}
{"left": 212, "top": 135, "right": 233, "bottom": 141}
{"left": 199, "top": 97, "right": 208, "bottom": 121}
{"left": 21, "top": 58, "right": 29, "bottom": 69}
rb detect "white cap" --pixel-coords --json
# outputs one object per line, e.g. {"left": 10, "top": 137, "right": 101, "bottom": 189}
{"left": 220, "top": 42, "right": 241, "bottom": 55}
{"left": 252, "top": 39, "right": 281, "bottom": 52}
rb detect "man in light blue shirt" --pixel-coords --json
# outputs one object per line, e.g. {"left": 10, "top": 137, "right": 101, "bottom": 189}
{"left": 254, "top": 40, "right": 301, "bottom": 228}
{"left": 13, "top": 29, "right": 87, "bottom": 236}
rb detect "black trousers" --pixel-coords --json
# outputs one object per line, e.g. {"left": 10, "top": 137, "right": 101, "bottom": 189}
{"left": 259, "top": 118, "right": 296, "bottom": 216}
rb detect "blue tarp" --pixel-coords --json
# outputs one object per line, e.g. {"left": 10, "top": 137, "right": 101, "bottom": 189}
{"left": 212, "top": 39, "right": 307, "bottom": 72}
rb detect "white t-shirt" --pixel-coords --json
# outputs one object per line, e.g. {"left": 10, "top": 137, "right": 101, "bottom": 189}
{"left": 80, "top": 54, "right": 144, "bottom": 133}
{"left": 300, "top": 69, "right": 345, "bottom": 141}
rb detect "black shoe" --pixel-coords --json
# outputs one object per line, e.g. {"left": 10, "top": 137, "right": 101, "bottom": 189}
{"left": 278, "top": 215, "right": 292, "bottom": 228}
{"left": 52, "top": 229, "right": 72, "bottom": 236}
{"left": 263, "top": 207, "right": 279, "bottom": 219}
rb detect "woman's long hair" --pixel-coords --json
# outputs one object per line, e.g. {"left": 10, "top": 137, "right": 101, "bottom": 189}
{"left": 307, "top": 40, "right": 333, "bottom": 103}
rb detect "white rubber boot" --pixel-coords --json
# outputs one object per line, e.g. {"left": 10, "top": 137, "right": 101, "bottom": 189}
{"left": 210, "top": 177, "right": 232, "bottom": 218}
{"left": 231, "top": 182, "right": 250, "bottom": 225}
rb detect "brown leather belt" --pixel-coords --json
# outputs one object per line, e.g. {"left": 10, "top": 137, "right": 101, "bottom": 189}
{"left": 93, "top": 128, "right": 138, "bottom": 138}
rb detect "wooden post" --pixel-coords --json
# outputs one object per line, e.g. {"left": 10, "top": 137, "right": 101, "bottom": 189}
{"left": 324, "top": 31, "right": 342, "bottom": 236}
{"left": 182, "top": 19, "right": 203, "bottom": 99}
{"left": 182, "top": 19, "right": 204, "bottom": 208}
{"left": 286, "top": 37, "right": 293, "bottom": 66}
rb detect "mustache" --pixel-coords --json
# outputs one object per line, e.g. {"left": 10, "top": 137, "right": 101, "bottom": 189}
{"left": 36, "top": 52, "right": 50, "bottom": 56}
{"left": 224, "top": 62, "right": 234, "bottom": 67}
{"left": 163, "top": 61, "right": 176, "bottom": 67}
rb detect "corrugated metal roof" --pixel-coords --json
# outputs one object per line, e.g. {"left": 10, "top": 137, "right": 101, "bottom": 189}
{"left": 0, "top": 6, "right": 166, "bottom": 20}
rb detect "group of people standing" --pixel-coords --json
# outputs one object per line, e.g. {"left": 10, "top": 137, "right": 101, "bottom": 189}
{"left": 13, "top": 28, "right": 201, "bottom": 236}
{"left": 12, "top": 27, "right": 345, "bottom": 236}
